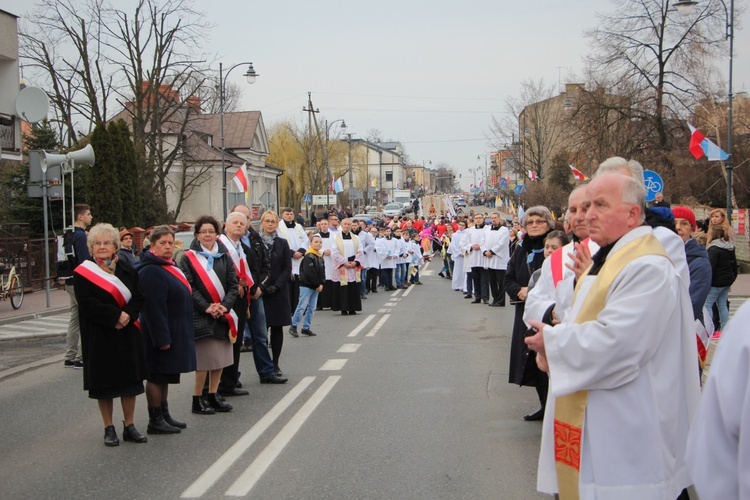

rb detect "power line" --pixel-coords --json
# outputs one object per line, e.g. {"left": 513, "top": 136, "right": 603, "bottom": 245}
{"left": 313, "top": 91, "right": 506, "bottom": 102}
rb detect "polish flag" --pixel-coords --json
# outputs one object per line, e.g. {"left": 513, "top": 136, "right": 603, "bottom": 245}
{"left": 569, "top": 165, "right": 588, "bottom": 181}
{"left": 232, "top": 163, "right": 249, "bottom": 201}
{"left": 528, "top": 170, "right": 538, "bottom": 181}
{"left": 688, "top": 123, "right": 729, "bottom": 161}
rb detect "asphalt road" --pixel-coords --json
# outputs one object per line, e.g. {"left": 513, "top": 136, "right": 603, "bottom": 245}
{"left": 0, "top": 258, "right": 546, "bottom": 500}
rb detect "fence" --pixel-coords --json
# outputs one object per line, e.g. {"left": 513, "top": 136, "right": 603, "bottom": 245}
{"left": 0, "top": 237, "right": 59, "bottom": 291}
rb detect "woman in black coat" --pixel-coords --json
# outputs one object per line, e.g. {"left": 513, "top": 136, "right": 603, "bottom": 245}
{"left": 137, "top": 225, "right": 196, "bottom": 434}
{"left": 503, "top": 206, "right": 554, "bottom": 422}
{"left": 74, "top": 223, "right": 148, "bottom": 447}
{"left": 180, "top": 216, "right": 238, "bottom": 415}
{"left": 258, "top": 210, "right": 292, "bottom": 376}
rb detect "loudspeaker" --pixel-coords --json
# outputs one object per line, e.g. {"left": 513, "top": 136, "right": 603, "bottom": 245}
{"left": 66, "top": 144, "right": 95, "bottom": 166}
{"left": 40, "top": 151, "right": 67, "bottom": 173}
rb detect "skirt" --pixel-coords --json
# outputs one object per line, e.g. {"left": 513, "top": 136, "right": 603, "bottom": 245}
{"left": 195, "top": 337, "right": 233, "bottom": 371}
{"left": 147, "top": 372, "right": 181, "bottom": 384}
{"left": 88, "top": 382, "right": 144, "bottom": 400}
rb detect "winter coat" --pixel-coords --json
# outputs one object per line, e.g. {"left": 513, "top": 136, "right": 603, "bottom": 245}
{"left": 74, "top": 259, "right": 148, "bottom": 392}
{"left": 179, "top": 239, "right": 239, "bottom": 341}
{"left": 708, "top": 239, "right": 738, "bottom": 288}
{"left": 136, "top": 250, "right": 197, "bottom": 375}
{"left": 684, "top": 238, "right": 712, "bottom": 324}
{"left": 243, "top": 226, "right": 271, "bottom": 296}
{"left": 261, "top": 234, "right": 292, "bottom": 327}
{"left": 65, "top": 226, "right": 90, "bottom": 286}
{"left": 117, "top": 247, "right": 139, "bottom": 266}
{"left": 300, "top": 252, "right": 326, "bottom": 289}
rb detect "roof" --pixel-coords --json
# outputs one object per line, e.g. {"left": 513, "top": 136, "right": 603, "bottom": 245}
{"left": 193, "top": 111, "right": 262, "bottom": 150}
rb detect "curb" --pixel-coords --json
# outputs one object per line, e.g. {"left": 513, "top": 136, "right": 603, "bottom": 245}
{"left": 0, "top": 307, "right": 69, "bottom": 327}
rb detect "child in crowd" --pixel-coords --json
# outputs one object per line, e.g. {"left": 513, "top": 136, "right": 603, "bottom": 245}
{"left": 290, "top": 235, "right": 326, "bottom": 337}
{"left": 527, "top": 230, "right": 569, "bottom": 291}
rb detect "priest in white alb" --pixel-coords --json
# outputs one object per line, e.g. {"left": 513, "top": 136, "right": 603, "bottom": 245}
{"left": 524, "top": 173, "right": 700, "bottom": 500}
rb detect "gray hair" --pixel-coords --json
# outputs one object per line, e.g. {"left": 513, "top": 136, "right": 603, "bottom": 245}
{"left": 87, "top": 223, "right": 120, "bottom": 253}
{"left": 226, "top": 211, "right": 248, "bottom": 225}
{"left": 521, "top": 206, "right": 555, "bottom": 229}
{"left": 621, "top": 175, "right": 647, "bottom": 223}
{"left": 595, "top": 156, "right": 644, "bottom": 183}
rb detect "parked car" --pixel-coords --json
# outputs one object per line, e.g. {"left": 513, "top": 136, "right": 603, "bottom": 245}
{"left": 454, "top": 197, "right": 467, "bottom": 208}
{"left": 382, "top": 203, "right": 404, "bottom": 217}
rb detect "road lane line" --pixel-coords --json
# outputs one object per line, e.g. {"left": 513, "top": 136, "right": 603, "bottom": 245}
{"left": 366, "top": 314, "right": 391, "bottom": 337}
{"left": 384, "top": 302, "right": 397, "bottom": 307}
{"left": 390, "top": 289, "right": 402, "bottom": 297}
{"left": 226, "top": 376, "right": 341, "bottom": 497}
{"left": 180, "top": 376, "right": 316, "bottom": 498}
{"left": 337, "top": 343, "right": 361, "bottom": 353}
{"left": 377, "top": 308, "right": 390, "bottom": 313}
{"left": 320, "top": 359, "right": 348, "bottom": 370}
{"left": 402, "top": 284, "right": 415, "bottom": 297}
{"left": 347, "top": 314, "right": 375, "bottom": 337}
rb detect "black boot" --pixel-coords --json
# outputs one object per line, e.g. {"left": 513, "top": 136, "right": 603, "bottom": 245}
{"left": 192, "top": 395, "right": 215, "bottom": 415}
{"left": 207, "top": 393, "right": 233, "bottom": 412}
{"left": 161, "top": 400, "right": 187, "bottom": 429}
{"left": 147, "top": 406, "right": 181, "bottom": 434}
{"left": 104, "top": 425, "right": 119, "bottom": 447}
{"left": 122, "top": 422, "right": 148, "bottom": 443}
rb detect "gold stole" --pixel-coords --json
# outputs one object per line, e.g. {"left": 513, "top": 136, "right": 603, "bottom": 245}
{"left": 554, "top": 234, "right": 667, "bottom": 500}
{"left": 334, "top": 233, "right": 360, "bottom": 285}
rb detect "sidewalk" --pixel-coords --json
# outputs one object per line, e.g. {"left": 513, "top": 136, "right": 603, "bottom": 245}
{"left": 0, "top": 287, "right": 69, "bottom": 326}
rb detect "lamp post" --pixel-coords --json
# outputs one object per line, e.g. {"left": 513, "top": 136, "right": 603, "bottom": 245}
{"left": 345, "top": 132, "right": 355, "bottom": 208}
{"left": 324, "top": 119, "right": 347, "bottom": 209}
{"left": 675, "top": 0, "right": 734, "bottom": 218}
{"left": 220, "top": 61, "right": 258, "bottom": 220}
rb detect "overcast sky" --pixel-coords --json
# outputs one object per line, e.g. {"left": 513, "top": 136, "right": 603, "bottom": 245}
{"left": 3, "top": 0, "right": 748, "bottom": 190}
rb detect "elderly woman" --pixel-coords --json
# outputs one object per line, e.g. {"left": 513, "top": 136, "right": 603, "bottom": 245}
{"left": 504, "top": 206, "right": 554, "bottom": 422}
{"left": 259, "top": 211, "right": 292, "bottom": 376}
{"left": 74, "top": 223, "right": 148, "bottom": 447}
{"left": 180, "top": 216, "right": 238, "bottom": 415}
{"left": 137, "top": 225, "right": 196, "bottom": 434}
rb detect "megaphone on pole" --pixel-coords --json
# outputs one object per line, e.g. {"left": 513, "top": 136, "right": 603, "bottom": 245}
{"left": 66, "top": 144, "right": 95, "bottom": 166}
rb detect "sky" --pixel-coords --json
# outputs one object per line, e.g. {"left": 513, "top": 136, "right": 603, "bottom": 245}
{"left": 3, "top": 0, "right": 749, "bottom": 191}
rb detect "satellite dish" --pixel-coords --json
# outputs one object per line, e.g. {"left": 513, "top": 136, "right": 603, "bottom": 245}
{"left": 15, "top": 86, "right": 49, "bottom": 124}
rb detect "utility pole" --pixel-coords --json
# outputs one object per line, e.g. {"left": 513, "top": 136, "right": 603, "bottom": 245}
{"left": 302, "top": 92, "right": 320, "bottom": 212}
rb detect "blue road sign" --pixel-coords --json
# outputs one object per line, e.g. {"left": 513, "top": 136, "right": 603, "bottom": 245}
{"left": 499, "top": 178, "right": 508, "bottom": 189}
{"left": 642, "top": 170, "right": 663, "bottom": 202}
{"left": 303, "top": 193, "right": 312, "bottom": 204}
{"left": 514, "top": 185, "right": 526, "bottom": 196}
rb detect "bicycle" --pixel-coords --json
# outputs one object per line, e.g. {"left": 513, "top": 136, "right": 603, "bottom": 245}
{"left": 0, "top": 249, "right": 24, "bottom": 310}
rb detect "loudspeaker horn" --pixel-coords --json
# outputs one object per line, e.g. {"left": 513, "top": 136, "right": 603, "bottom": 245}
{"left": 66, "top": 144, "right": 95, "bottom": 166}
{"left": 40, "top": 151, "right": 68, "bottom": 173}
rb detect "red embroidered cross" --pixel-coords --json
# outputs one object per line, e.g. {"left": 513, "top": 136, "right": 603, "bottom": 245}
{"left": 554, "top": 419, "right": 582, "bottom": 470}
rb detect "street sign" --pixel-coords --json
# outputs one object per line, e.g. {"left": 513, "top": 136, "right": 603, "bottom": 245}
{"left": 642, "top": 170, "right": 663, "bottom": 202}
{"left": 514, "top": 185, "right": 526, "bottom": 195}
{"left": 313, "top": 195, "right": 334, "bottom": 206}
{"left": 303, "top": 193, "right": 312, "bottom": 205}
{"left": 499, "top": 178, "right": 508, "bottom": 189}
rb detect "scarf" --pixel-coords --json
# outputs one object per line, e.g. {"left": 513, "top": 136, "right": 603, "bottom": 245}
{"left": 306, "top": 247, "right": 323, "bottom": 258}
{"left": 260, "top": 231, "right": 276, "bottom": 252}
{"left": 197, "top": 243, "right": 224, "bottom": 272}
{"left": 522, "top": 231, "right": 548, "bottom": 266}
{"left": 148, "top": 249, "right": 175, "bottom": 266}
{"left": 94, "top": 255, "right": 118, "bottom": 274}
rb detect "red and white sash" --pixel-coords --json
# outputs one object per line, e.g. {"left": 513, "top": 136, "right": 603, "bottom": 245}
{"left": 74, "top": 260, "right": 140, "bottom": 330}
{"left": 163, "top": 262, "right": 192, "bottom": 293}
{"left": 550, "top": 237, "right": 592, "bottom": 288}
{"left": 184, "top": 250, "right": 239, "bottom": 342}
{"left": 218, "top": 234, "right": 255, "bottom": 289}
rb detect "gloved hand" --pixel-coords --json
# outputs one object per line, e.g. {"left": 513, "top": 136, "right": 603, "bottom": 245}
{"left": 264, "top": 285, "right": 279, "bottom": 295}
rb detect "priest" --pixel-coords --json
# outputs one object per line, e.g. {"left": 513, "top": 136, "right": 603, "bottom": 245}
{"left": 331, "top": 218, "right": 365, "bottom": 315}
{"left": 314, "top": 218, "right": 335, "bottom": 310}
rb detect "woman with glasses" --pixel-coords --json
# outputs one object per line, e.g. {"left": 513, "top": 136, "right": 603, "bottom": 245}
{"left": 180, "top": 216, "right": 238, "bottom": 415}
{"left": 504, "top": 206, "right": 554, "bottom": 422}
{"left": 74, "top": 223, "right": 148, "bottom": 446}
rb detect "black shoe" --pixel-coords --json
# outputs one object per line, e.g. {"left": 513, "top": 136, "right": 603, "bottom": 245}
{"left": 438, "top": 272, "right": 445, "bottom": 278}
{"left": 64, "top": 360, "right": 75, "bottom": 368}
{"left": 301, "top": 329, "right": 317, "bottom": 336}
{"left": 398, "top": 285, "right": 408, "bottom": 289}
{"left": 464, "top": 294, "right": 473, "bottom": 299}
{"left": 192, "top": 395, "right": 215, "bottom": 415}
{"left": 161, "top": 401, "right": 186, "bottom": 429}
{"left": 488, "top": 302, "right": 503, "bottom": 307}
{"left": 523, "top": 408, "right": 545, "bottom": 421}
{"left": 482, "top": 299, "right": 489, "bottom": 304}
{"left": 289, "top": 326, "right": 299, "bottom": 337}
{"left": 207, "top": 393, "right": 233, "bottom": 412}
{"left": 240, "top": 344, "right": 253, "bottom": 352}
{"left": 361, "top": 295, "right": 367, "bottom": 299}
{"left": 274, "top": 366, "right": 283, "bottom": 377}
{"left": 341, "top": 311, "right": 349, "bottom": 316}
{"left": 147, "top": 407, "right": 181, "bottom": 434}
{"left": 260, "top": 376, "right": 288, "bottom": 384}
{"left": 370, "top": 289, "right": 378, "bottom": 293}
{"left": 218, "top": 387, "right": 250, "bottom": 397}
{"left": 471, "top": 299, "right": 481, "bottom": 304}
{"left": 74, "top": 361, "right": 84, "bottom": 369}
{"left": 349, "top": 311, "right": 357, "bottom": 315}
{"left": 104, "top": 425, "right": 119, "bottom": 447}
{"left": 122, "top": 423, "right": 148, "bottom": 443}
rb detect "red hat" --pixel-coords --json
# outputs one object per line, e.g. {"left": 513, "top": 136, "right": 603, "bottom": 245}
{"left": 672, "top": 206, "right": 696, "bottom": 230}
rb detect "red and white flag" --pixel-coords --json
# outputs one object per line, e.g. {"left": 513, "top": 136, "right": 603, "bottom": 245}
{"left": 232, "top": 163, "right": 249, "bottom": 202}
{"left": 528, "top": 170, "right": 538, "bottom": 181}
{"left": 569, "top": 165, "right": 588, "bottom": 181}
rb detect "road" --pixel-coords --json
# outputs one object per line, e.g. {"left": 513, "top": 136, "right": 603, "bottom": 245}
{"left": 0, "top": 258, "right": 546, "bottom": 499}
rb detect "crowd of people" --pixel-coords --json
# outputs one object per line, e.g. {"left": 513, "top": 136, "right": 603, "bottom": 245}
{"left": 60, "top": 156, "right": 748, "bottom": 497}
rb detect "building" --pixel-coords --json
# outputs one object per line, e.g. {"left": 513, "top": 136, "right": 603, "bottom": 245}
{"left": 0, "top": 9, "right": 21, "bottom": 161}
{"left": 331, "top": 138, "right": 405, "bottom": 208}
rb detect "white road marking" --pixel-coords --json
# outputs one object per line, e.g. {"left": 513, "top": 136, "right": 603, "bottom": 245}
{"left": 320, "top": 359, "right": 348, "bottom": 371}
{"left": 337, "top": 343, "right": 361, "bottom": 353}
{"left": 366, "top": 314, "right": 391, "bottom": 337}
{"left": 346, "top": 314, "right": 375, "bottom": 337}
{"left": 384, "top": 302, "right": 397, "bottom": 307}
{"left": 180, "top": 376, "right": 316, "bottom": 498}
{"left": 377, "top": 308, "right": 390, "bottom": 313}
{"left": 402, "top": 285, "right": 415, "bottom": 297}
{"left": 226, "top": 376, "right": 341, "bottom": 497}
{"left": 421, "top": 270, "right": 435, "bottom": 276}
{"left": 390, "top": 289, "right": 402, "bottom": 297}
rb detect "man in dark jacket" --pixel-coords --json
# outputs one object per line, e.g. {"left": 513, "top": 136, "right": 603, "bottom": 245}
{"left": 64, "top": 204, "right": 93, "bottom": 368}
{"left": 232, "top": 204, "right": 287, "bottom": 384}
{"left": 289, "top": 235, "right": 326, "bottom": 337}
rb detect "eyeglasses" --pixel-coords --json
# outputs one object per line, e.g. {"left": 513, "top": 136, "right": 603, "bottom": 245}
{"left": 198, "top": 230, "right": 216, "bottom": 235}
{"left": 526, "top": 220, "right": 547, "bottom": 226}
{"left": 93, "top": 241, "right": 114, "bottom": 247}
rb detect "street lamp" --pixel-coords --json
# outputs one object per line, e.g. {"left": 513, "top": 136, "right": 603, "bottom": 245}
{"left": 220, "top": 61, "right": 258, "bottom": 220}
{"left": 324, "top": 119, "right": 347, "bottom": 209}
{"left": 675, "top": 0, "right": 734, "bottom": 218}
